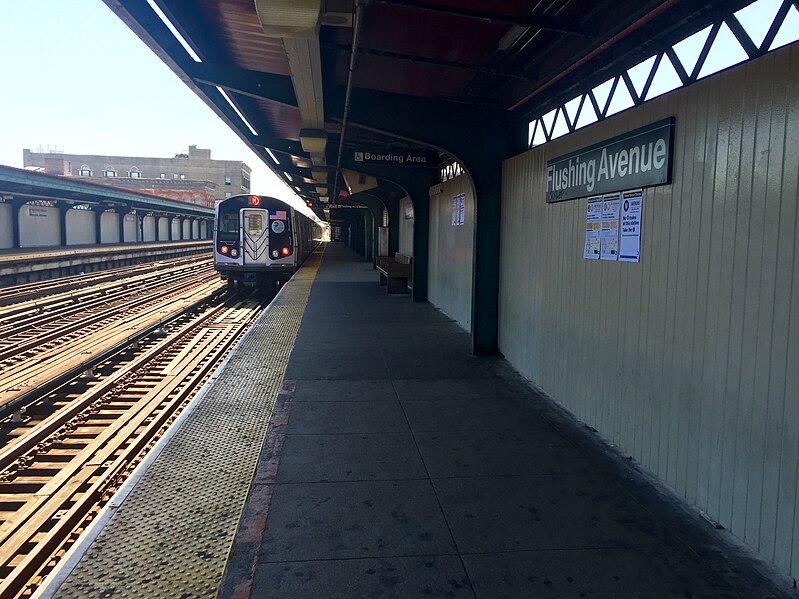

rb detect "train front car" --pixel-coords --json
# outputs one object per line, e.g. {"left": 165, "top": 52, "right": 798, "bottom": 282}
{"left": 214, "top": 194, "right": 298, "bottom": 290}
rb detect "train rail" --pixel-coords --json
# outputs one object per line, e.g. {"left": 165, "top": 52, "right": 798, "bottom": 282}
{"left": 0, "top": 262, "right": 221, "bottom": 414}
{"left": 0, "top": 254, "right": 210, "bottom": 308}
{"left": 0, "top": 260, "right": 270, "bottom": 598}
{"left": 0, "top": 241, "right": 211, "bottom": 268}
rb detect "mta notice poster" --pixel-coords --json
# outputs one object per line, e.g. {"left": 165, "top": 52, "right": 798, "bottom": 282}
{"left": 583, "top": 198, "right": 601, "bottom": 259}
{"left": 619, "top": 189, "right": 643, "bottom": 262}
{"left": 600, "top": 193, "right": 620, "bottom": 261}
{"left": 451, "top": 194, "right": 465, "bottom": 226}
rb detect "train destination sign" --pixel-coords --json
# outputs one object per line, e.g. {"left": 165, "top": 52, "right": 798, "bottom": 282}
{"left": 546, "top": 118, "right": 674, "bottom": 203}
{"left": 350, "top": 148, "right": 438, "bottom": 167}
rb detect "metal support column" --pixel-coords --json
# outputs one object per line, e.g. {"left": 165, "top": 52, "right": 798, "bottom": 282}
{"left": 59, "top": 204, "right": 68, "bottom": 247}
{"left": 118, "top": 208, "right": 129, "bottom": 243}
{"left": 95, "top": 208, "right": 103, "bottom": 244}
{"left": 10, "top": 200, "right": 22, "bottom": 249}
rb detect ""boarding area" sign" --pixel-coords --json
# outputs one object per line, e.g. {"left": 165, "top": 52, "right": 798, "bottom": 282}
{"left": 350, "top": 147, "right": 438, "bottom": 167}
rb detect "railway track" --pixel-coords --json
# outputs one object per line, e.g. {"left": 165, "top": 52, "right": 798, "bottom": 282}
{"left": 0, "top": 254, "right": 210, "bottom": 312}
{"left": 0, "top": 261, "right": 271, "bottom": 598}
{"left": 0, "top": 242, "right": 211, "bottom": 271}
{"left": 0, "top": 261, "right": 221, "bottom": 413}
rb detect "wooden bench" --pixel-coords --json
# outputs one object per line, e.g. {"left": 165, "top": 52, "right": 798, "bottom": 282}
{"left": 375, "top": 253, "right": 412, "bottom": 294}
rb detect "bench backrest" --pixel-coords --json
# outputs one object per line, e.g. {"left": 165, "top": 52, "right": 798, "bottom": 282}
{"left": 394, "top": 252, "right": 412, "bottom": 265}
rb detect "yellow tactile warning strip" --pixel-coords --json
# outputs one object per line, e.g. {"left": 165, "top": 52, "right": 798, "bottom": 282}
{"left": 48, "top": 247, "right": 323, "bottom": 599}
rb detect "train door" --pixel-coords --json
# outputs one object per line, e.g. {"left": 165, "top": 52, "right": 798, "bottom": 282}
{"left": 242, "top": 209, "right": 268, "bottom": 264}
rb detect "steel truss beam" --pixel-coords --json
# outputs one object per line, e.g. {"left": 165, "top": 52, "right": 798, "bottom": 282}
{"left": 528, "top": 0, "right": 799, "bottom": 148}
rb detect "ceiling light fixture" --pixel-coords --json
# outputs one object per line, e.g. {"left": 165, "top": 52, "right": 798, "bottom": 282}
{"left": 216, "top": 87, "right": 258, "bottom": 136}
{"left": 146, "top": 0, "right": 202, "bottom": 62}
{"left": 266, "top": 149, "right": 281, "bottom": 164}
{"left": 300, "top": 128, "right": 328, "bottom": 152}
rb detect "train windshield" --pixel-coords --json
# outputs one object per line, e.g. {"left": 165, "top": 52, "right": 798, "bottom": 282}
{"left": 218, "top": 212, "right": 239, "bottom": 240}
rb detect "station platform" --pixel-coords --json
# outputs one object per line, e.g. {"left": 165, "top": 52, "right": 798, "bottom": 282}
{"left": 46, "top": 242, "right": 791, "bottom": 598}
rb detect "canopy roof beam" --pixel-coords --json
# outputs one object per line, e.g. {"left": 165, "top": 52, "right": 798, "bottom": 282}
{"left": 372, "top": 0, "right": 593, "bottom": 37}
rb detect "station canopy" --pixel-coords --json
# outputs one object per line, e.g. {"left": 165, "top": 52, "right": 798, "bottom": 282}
{"left": 103, "top": 0, "right": 747, "bottom": 207}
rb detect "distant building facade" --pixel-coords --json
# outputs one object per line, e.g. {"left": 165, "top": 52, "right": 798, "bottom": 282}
{"left": 23, "top": 145, "right": 251, "bottom": 207}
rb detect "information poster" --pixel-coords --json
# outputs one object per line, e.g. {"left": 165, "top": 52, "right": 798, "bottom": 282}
{"left": 600, "top": 193, "right": 620, "bottom": 261}
{"left": 619, "top": 189, "right": 643, "bottom": 262}
{"left": 451, "top": 194, "right": 465, "bottom": 226}
{"left": 584, "top": 198, "right": 601, "bottom": 259}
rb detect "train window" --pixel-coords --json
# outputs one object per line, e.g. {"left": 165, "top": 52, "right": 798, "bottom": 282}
{"left": 225, "top": 176, "right": 232, "bottom": 185}
{"left": 245, "top": 213, "right": 264, "bottom": 236}
{"left": 219, "top": 213, "right": 239, "bottom": 235}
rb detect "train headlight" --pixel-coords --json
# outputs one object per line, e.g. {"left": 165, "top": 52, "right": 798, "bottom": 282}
{"left": 231, "top": 249, "right": 238, "bottom": 257}
{"left": 281, "top": 247, "right": 290, "bottom": 256}
{"left": 220, "top": 245, "right": 229, "bottom": 255}
{"left": 271, "top": 250, "right": 279, "bottom": 258}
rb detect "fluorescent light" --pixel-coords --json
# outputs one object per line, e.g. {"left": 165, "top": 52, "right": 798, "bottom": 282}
{"left": 145, "top": 0, "right": 202, "bottom": 63}
{"left": 285, "top": 173, "right": 293, "bottom": 182}
{"left": 266, "top": 149, "right": 280, "bottom": 165}
{"left": 215, "top": 87, "right": 258, "bottom": 136}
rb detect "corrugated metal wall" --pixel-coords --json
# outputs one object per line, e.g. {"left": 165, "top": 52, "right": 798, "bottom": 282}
{"left": 0, "top": 204, "right": 13, "bottom": 248}
{"left": 19, "top": 205, "right": 60, "bottom": 247}
{"left": 100, "top": 212, "right": 121, "bottom": 244}
{"left": 429, "top": 174, "right": 475, "bottom": 331}
{"left": 66, "top": 209, "right": 96, "bottom": 245}
{"left": 500, "top": 44, "right": 799, "bottom": 574}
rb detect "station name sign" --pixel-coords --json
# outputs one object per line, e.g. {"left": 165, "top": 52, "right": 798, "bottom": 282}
{"left": 351, "top": 148, "right": 437, "bottom": 167}
{"left": 546, "top": 117, "right": 675, "bottom": 203}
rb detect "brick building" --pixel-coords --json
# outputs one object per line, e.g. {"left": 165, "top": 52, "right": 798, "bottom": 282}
{"left": 23, "top": 145, "right": 251, "bottom": 207}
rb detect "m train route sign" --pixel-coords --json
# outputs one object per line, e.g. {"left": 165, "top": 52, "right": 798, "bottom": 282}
{"left": 546, "top": 118, "right": 674, "bottom": 202}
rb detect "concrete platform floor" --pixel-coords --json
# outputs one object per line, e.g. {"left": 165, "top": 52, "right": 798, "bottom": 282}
{"left": 220, "top": 242, "right": 793, "bottom": 599}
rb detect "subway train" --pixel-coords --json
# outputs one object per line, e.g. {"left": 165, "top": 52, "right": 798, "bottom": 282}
{"left": 213, "top": 194, "right": 320, "bottom": 290}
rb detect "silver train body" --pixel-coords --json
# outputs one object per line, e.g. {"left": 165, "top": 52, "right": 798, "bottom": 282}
{"left": 214, "top": 194, "right": 319, "bottom": 289}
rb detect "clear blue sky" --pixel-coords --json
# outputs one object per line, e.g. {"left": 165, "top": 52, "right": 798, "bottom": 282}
{"left": 0, "top": 0, "right": 302, "bottom": 209}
